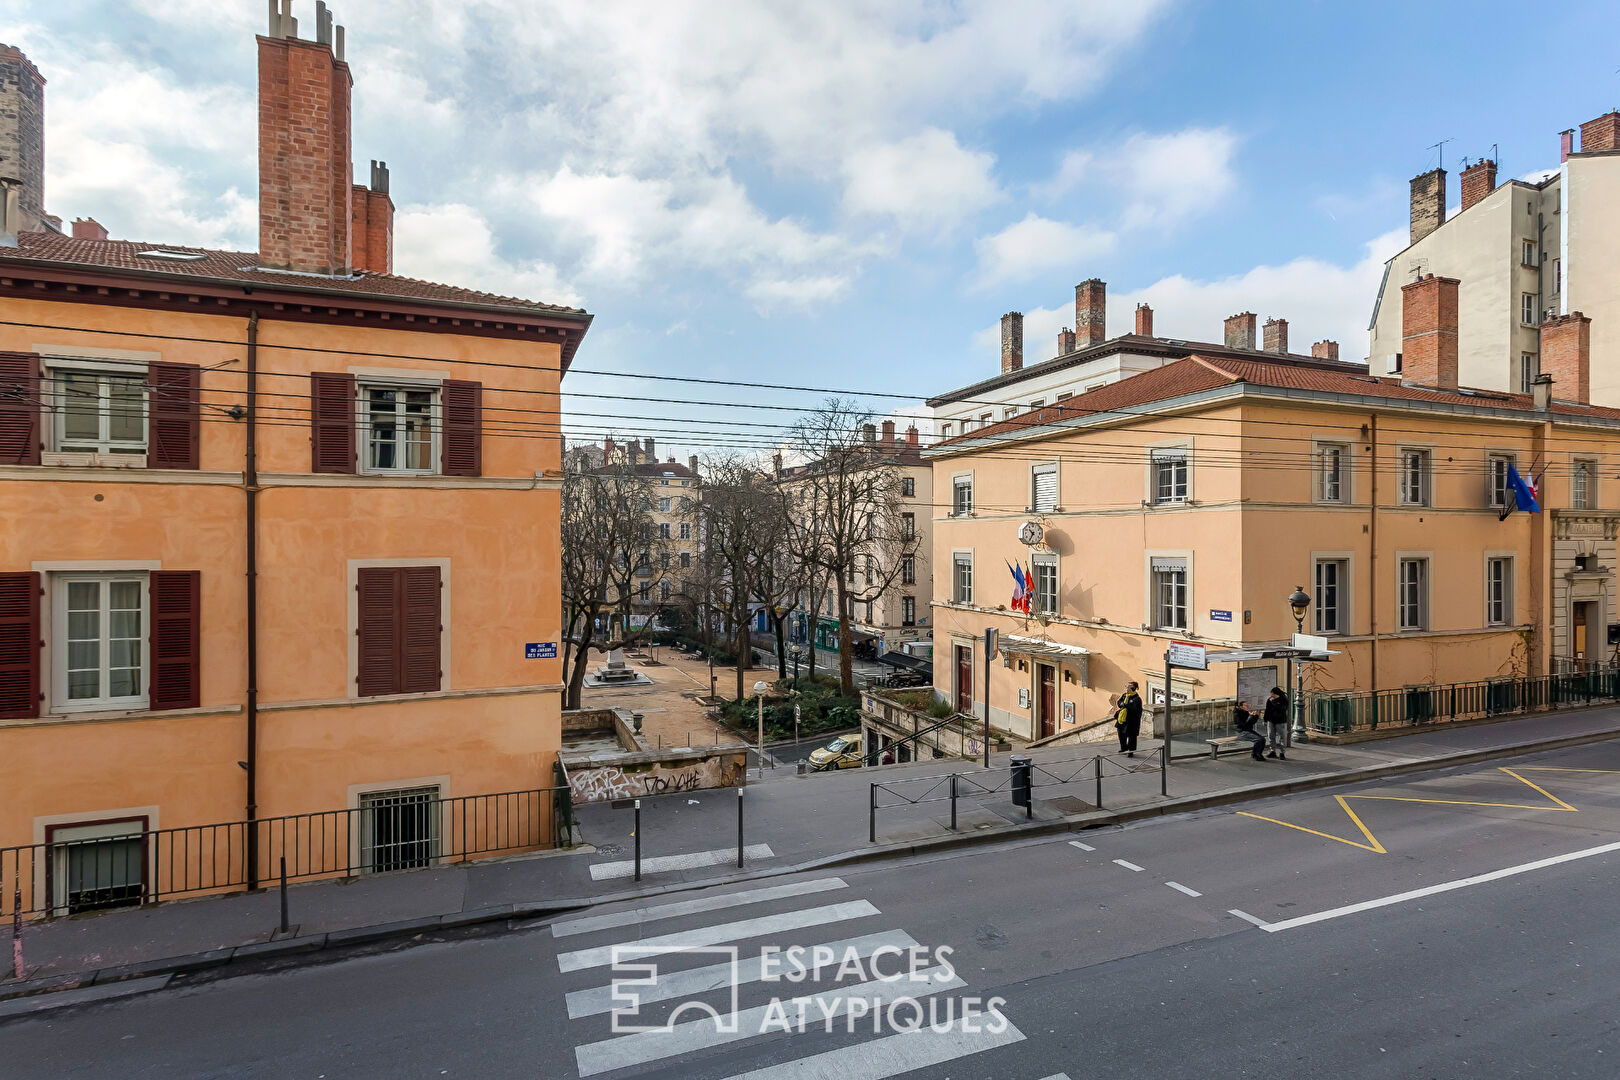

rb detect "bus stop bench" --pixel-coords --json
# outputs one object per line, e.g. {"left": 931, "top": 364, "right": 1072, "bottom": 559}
{"left": 1205, "top": 735, "right": 1254, "bottom": 759}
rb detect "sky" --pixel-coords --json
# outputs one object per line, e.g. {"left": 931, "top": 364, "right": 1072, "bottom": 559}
{"left": 4, "top": 0, "right": 1619, "bottom": 460}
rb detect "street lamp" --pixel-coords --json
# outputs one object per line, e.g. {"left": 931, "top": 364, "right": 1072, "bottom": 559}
{"left": 753, "top": 680, "right": 771, "bottom": 778}
{"left": 1287, "top": 585, "right": 1311, "bottom": 742}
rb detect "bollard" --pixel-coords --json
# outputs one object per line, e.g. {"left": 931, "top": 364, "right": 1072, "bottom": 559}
{"left": 11, "top": 884, "right": 22, "bottom": 981}
{"left": 1094, "top": 754, "right": 1103, "bottom": 810}
{"left": 1160, "top": 741, "right": 1169, "bottom": 796}
{"left": 634, "top": 799, "right": 642, "bottom": 882}
{"left": 737, "top": 788, "right": 745, "bottom": 868}
{"left": 869, "top": 783, "right": 877, "bottom": 844}
{"left": 1010, "top": 755, "right": 1032, "bottom": 818}
{"left": 279, "top": 856, "right": 289, "bottom": 934}
{"left": 950, "top": 772, "right": 958, "bottom": 831}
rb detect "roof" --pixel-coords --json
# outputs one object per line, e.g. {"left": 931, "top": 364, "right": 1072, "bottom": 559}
{"left": 926, "top": 333, "right": 1368, "bottom": 407}
{"left": 931, "top": 353, "right": 1620, "bottom": 453}
{"left": 590, "top": 460, "right": 700, "bottom": 480}
{"left": 778, "top": 442, "right": 927, "bottom": 479}
{"left": 0, "top": 230, "right": 587, "bottom": 318}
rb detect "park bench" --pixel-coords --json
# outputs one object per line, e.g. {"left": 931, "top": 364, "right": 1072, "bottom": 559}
{"left": 1205, "top": 735, "right": 1258, "bottom": 759}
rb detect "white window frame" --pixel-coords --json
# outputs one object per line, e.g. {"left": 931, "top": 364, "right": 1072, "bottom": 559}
{"left": 952, "top": 551, "right": 974, "bottom": 604}
{"left": 1488, "top": 453, "right": 1515, "bottom": 509}
{"left": 1485, "top": 553, "right": 1514, "bottom": 627}
{"left": 1147, "top": 553, "right": 1190, "bottom": 631}
{"left": 1031, "top": 461, "right": 1059, "bottom": 513}
{"left": 952, "top": 472, "right": 974, "bottom": 516}
{"left": 1522, "top": 239, "right": 1537, "bottom": 267}
{"left": 659, "top": 522, "right": 671, "bottom": 540}
{"left": 1312, "top": 555, "right": 1352, "bottom": 636}
{"left": 50, "top": 571, "right": 150, "bottom": 714}
{"left": 1572, "top": 458, "right": 1596, "bottom": 511}
{"left": 1031, "top": 552, "right": 1058, "bottom": 616}
{"left": 348, "top": 776, "right": 449, "bottom": 873}
{"left": 1397, "top": 555, "right": 1429, "bottom": 632}
{"left": 901, "top": 554, "right": 915, "bottom": 586}
{"left": 939, "top": 422, "right": 953, "bottom": 439}
{"left": 658, "top": 497, "right": 671, "bottom": 512}
{"left": 1149, "top": 447, "right": 1189, "bottom": 506}
{"left": 359, "top": 378, "right": 440, "bottom": 476}
{"left": 1521, "top": 293, "right": 1537, "bottom": 326}
{"left": 1315, "top": 441, "right": 1349, "bottom": 504}
{"left": 1521, "top": 353, "right": 1539, "bottom": 394}
{"left": 1397, "top": 447, "right": 1431, "bottom": 507}
{"left": 901, "top": 595, "right": 916, "bottom": 626}
{"left": 45, "top": 357, "right": 150, "bottom": 459}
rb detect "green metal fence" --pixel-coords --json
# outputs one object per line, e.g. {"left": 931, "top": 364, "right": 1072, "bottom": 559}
{"left": 1305, "top": 663, "right": 1620, "bottom": 736}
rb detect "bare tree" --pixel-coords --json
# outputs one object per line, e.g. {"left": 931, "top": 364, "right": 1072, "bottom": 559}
{"left": 787, "top": 398, "right": 922, "bottom": 696}
{"left": 746, "top": 482, "right": 805, "bottom": 681}
{"left": 559, "top": 462, "right": 680, "bottom": 708}
{"left": 695, "top": 454, "right": 780, "bottom": 701}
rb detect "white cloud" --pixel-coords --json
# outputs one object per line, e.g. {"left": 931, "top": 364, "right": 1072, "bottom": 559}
{"left": 972, "top": 213, "right": 1116, "bottom": 287}
{"left": 394, "top": 203, "right": 580, "bottom": 307}
{"left": 1038, "top": 127, "right": 1239, "bottom": 228}
{"left": 841, "top": 128, "right": 1001, "bottom": 233}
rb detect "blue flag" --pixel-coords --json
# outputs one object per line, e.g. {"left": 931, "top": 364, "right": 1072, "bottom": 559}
{"left": 1507, "top": 463, "right": 1541, "bottom": 513}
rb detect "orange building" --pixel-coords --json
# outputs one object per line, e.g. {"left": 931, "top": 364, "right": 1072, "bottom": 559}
{"left": 0, "top": 10, "right": 588, "bottom": 915}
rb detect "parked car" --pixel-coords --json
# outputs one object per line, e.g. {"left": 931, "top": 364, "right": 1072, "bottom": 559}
{"left": 808, "top": 733, "right": 864, "bottom": 771}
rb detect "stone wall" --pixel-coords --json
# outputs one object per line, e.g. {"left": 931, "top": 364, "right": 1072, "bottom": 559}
{"left": 560, "top": 746, "right": 749, "bottom": 804}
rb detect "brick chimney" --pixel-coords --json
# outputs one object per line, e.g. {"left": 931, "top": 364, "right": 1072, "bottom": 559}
{"left": 1459, "top": 158, "right": 1497, "bottom": 212}
{"left": 881, "top": 419, "right": 895, "bottom": 445}
{"left": 1311, "top": 340, "right": 1340, "bottom": 361}
{"left": 643, "top": 436, "right": 655, "bottom": 460}
{"left": 1075, "top": 278, "right": 1106, "bottom": 346}
{"left": 1541, "top": 312, "right": 1591, "bottom": 404}
{"left": 1400, "top": 274, "right": 1460, "bottom": 390}
{"left": 628, "top": 439, "right": 642, "bottom": 466}
{"left": 349, "top": 159, "right": 393, "bottom": 273}
{"left": 0, "top": 44, "right": 47, "bottom": 240}
{"left": 1224, "top": 312, "right": 1257, "bottom": 351}
{"left": 1057, "top": 328, "right": 1076, "bottom": 355}
{"left": 1263, "top": 317, "right": 1288, "bottom": 355}
{"left": 906, "top": 425, "right": 918, "bottom": 448}
{"left": 1409, "top": 167, "right": 1446, "bottom": 244}
{"left": 604, "top": 437, "right": 616, "bottom": 463}
{"left": 71, "top": 216, "right": 107, "bottom": 241}
{"left": 1561, "top": 129, "right": 1576, "bottom": 163}
{"left": 1581, "top": 111, "right": 1620, "bottom": 153}
{"left": 688, "top": 454, "right": 698, "bottom": 475}
{"left": 1134, "top": 303, "right": 1153, "bottom": 337}
{"left": 1000, "top": 311, "right": 1023, "bottom": 373}
{"left": 862, "top": 423, "right": 877, "bottom": 444}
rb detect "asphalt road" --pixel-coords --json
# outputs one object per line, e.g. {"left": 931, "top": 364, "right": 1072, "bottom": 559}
{"left": 8, "top": 740, "right": 1620, "bottom": 1078}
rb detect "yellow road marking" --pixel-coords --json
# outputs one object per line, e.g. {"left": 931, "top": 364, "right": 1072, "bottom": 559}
{"left": 1238, "top": 766, "right": 1607, "bottom": 854}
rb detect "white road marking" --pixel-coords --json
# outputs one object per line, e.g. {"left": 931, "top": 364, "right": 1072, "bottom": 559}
{"left": 565, "top": 930, "right": 919, "bottom": 1019}
{"left": 573, "top": 965, "right": 965, "bottom": 1076}
{"left": 1112, "top": 859, "right": 1145, "bottom": 872}
{"left": 590, "top": 844, "right": 776, "bottom": 881}
{"left": 1068, "top": 841, "right": 1095, "bottom": 852}
{"left": 1263, "top": 839, "right": 1620, "bottom": 934}
{"left": 1035, "top": 1074, "right": 1075, "bottom": 1080}
{"left": 1228, "top": 909, "right": 1270, "bottom": 928}
{"left": 553, "top": 879, "right": 848, "bottom": 938}
{"left": 717, "top": 1013, "right": 1027, "bottom": 1079}
{"left": 557, "top": 900, "right": 881, "bottom": 972}
{"left": 1164, "top": 881, "right": 1202, "bottom": 898}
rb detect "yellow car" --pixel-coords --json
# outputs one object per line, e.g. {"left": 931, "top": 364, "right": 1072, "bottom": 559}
{"left": 808, "top": 734, "right": 864, "bottom": 771}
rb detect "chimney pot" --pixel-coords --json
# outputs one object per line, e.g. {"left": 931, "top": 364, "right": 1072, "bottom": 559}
{"left": 70, "top": 216, "right": 108, "bottom": 241}
{"left": 1459, "top": 158, "right": 1498, "bottom": 212}
{"left": 1409, "top": 167, "right": 1447, "bottom": 244}
{"left": 1224, "top": 312, "right": 1257, "bottom": 351}
{"left": 1311, "top": 339, "right": 1340, "bottom": 362}
{"left": 1075, "top": 278, "right": 1106, "bottom": 346}
{"left": 1134, "top": 303, "right": 1153, "bottom": 337}
{"left": 1000, "top": 312, "right": 1024, "bottom": 373}
{"left": 881, "top": 419, "right": 895, "bottom": 445}
{"left": 1541, "top": 311, "right": 1592, "bottom": 404}
{"left": 1057, "top": 328, "right": 1076, "bottom": 356}
{"left": 1580, "top": 111, "right": 1620, "bottom": 154}
{"left": 906, "top": 425, "right": 919, "bottom": 448}
{"left": 1263, "top": 317, "right": 1289, "bottom": 355}
{"left": 1533, "top": 373, "right": 1553, "bottom": 412}
{"left": 1400, "top": 273, "right": 1460, "bottom": 390}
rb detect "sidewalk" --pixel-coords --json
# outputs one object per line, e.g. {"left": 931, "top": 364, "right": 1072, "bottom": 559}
{"left": 5, "top": 704, "right": 1620, "bottom": 1006}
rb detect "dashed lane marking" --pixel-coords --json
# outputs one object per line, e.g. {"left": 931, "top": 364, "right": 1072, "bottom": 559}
{"left": 1068, "top": 841, "right": 1095, "bottom": 852}
{"left": 1112, "top": 859, "right": 1144, "bottom": 872}
{"left": 1164, "top": 881, "right": 1202, "bottom": 898}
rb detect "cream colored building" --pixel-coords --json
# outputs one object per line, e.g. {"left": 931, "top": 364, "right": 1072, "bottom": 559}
{"left": 591, "top": 437, "right": 699, "bottom": 623}
{"left": 1369, "top": 110, "right": 1620, "bottom": 403}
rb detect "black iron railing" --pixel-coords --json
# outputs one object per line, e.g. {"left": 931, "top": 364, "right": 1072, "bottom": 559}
{"left": 1305, "top": 664, "right": 1620, "bottom": 736}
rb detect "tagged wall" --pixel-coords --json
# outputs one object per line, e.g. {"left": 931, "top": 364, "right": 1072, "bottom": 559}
{"left": 562, "top": 747, "right": 748, "bottom": 804}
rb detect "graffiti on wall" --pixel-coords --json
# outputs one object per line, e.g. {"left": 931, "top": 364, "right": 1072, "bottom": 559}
{"left": 567, "top": 756, "right": 737, "bottom": 803}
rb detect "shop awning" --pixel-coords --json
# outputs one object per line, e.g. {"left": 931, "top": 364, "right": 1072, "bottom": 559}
{"left": 878, "top": 651, "right": 933, "bottom": 676}
{"left": 998, "top": 633, "right": 1091, "bottom": 686}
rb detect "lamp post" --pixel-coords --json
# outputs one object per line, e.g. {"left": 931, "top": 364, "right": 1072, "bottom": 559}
{"left": 1287, "top": 585, "right": 1311, "bottom": 742}
{"left": 753, "top": 680, "right": 770, "bottom": 778}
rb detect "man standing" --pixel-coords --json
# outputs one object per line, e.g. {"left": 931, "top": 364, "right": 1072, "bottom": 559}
{"left": 1115, "top": 682, "right": 1143, "bottom": 757}
{"left": 1263, "top": 686, "right": 1290, "bottom": 760}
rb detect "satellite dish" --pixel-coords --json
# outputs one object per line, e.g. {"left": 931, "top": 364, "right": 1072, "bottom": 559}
{"left": 1018, "top": 520, "right": 1044, "bottom": 546}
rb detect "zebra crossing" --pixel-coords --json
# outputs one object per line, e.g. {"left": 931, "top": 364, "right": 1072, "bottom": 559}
{"left": 546, "top": 876, "right": 1039, "bottom": 1078}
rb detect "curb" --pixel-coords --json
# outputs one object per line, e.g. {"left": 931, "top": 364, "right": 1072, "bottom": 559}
{"left": 5, "top": 721, "right": 1618, "bottom": 1014}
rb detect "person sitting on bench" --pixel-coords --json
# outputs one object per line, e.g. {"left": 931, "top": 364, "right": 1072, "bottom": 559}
{"left": 1233, "top": 701, "right": 1266, "bottom": 761}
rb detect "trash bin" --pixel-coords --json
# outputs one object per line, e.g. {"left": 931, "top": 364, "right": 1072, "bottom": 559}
{"left": 1010, "top": 755, "right": 1032, "bottom": 808}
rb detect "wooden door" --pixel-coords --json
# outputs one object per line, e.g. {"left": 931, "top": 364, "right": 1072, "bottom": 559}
{"left": 1576, "top": 602, "right": 1593, "bottom": 667}
{"left": 1039, "top": 665, "right": 1056, "bottom": 738}
{"left": 955, "top": 645, "right": 973, "bottom": 714}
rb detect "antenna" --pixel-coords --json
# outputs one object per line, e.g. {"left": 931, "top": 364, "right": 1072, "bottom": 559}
{"left": 1427, "top": 138, "right": 1454, "bottom": 171}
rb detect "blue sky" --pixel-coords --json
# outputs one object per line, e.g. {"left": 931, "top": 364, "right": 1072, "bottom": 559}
{"left": 5, "top": 0, "right": 1618, "bottom": 458}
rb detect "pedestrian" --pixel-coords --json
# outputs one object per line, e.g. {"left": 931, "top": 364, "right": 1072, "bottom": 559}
{"left": 1114, "top": 681, "right": 1143, "bottom": 757}
{"left": 1263, "top": 686, "right": 1290, "bottom": 759}
{"left": 1233, "top": 700, "right": 1265, "bottom": 761}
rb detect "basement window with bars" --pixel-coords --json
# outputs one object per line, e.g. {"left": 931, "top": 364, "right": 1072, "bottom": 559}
{"left": 48, "top": 819, "right": 147, "bottom": 915}
{"left": 359, "top": 785, "right": 440, "bottom": 872}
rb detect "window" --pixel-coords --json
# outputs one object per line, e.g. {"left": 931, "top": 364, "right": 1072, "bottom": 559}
{"left": 1057, "top": 391, "right": 1073, "bottom": 401}
{"left": 980, "top": 412, "right": 992, "bottom": 427}
{"left": 360, "top": 785, "right": 439, "bottom": 872}
{"left": 1031, "top": 463, "right": 1058, "bottom": 512}
{"left": 940, "top": 422, "right": 953, "bottom": 439}
{"left": 1489, "top": 454, "right": 1516, "bottom": 508}
{"left": 1398, "top": 558, "right": 1428, "bottom": 631}
{"left": 825, "top": 594, "right": 834, "bottom": 616}
{"left": 1392, "top": 352, "right": 1403, "bottom": 375}
{"left": 1032, "top": 554, "right": 1058, "bottom": 616}
{"left": 1318, "top": 443, "right": 1347, "bottom": 503}
{"left": 48, "top": 819, "right": 146, "bottom": 915}
{"left": 902, "top": 596, "right": 916, "bottom": 625}
{"left": 1399, "top": 449, "right": 1430, "bottom": 507}
{"left": 52, "top": 368, "right": 146, "bottom": 455}
{"left": 660, "top": 580, "right": 673, "bottom": 601}
{"left": 658, "top": 497, "right": 671, "bottom": 512}
{"left": 660, "top": 552, "right": 671, "bottom": 570}
{"left": 953, "top": 554, "right": 973, "bottom": 603}
{"left": 361, "top": 384, "right": 437, "bottom": 473}
{"left": 864, "top": 555, "right": 874, "bottom": 586}
{"left": 679, "top": 523, "right": 691, "bottom": 540}
{"left": 1521, "top": 293, "right": 1537, "bottom": 326}
{"left": 55, "top": 574, "right": 146, "bottom": 710}
{"left": 1151, "top": 557, "right": 1188, "bottom": 630}
{"left": 1029, "top": 399, "right": 1044, "bottom": 409}
{"left": 1521, "top": 354, "right": 1539, "bottom": 394}
{"left": 1486, "top": 557, "right": 1513, "bottom": 626}
{"left": 1005, "top": 407, "right": 1018, "bottom": 420}
{"left": 901, "top": 555, "right": 915, "bottom": 586}
{"left": 659, "top": 522, "right": 671, "bottom": 540}
{"left": 356, "top": 566, "right": 443, "bottom": 697}
{"left": 1554, "top": 259, "right": 1562, "bottom": 294}
{"left": 1314, "top": 559, "right": 1347, "bottom": 634}
{"left": 865, "top": 601, "right": 874, "bottom": 622}
{"left": 1522, "top": 240, "right": 1537, "bottom": 266}
{"left": 952, "top": 476, "right": 973, "bottom": 516}
{"left": 1150, "top": 449, "right": 1188, "bottom": 505}
{"left": 639, "top": 581, "right": 651, "bottom": 602}
{"left": 901, "top": 512, "right": 915, "bottom": 539}
{"left": 1573, "top": 460, "right": 1595, "bottom": 510}
{"left": 901, "top": 477, "right": 915, "bottom": 497}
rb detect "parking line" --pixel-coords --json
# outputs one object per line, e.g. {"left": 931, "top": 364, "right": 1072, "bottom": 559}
{"left": 1228, "top": 909, "right": 1270, "bottom": 928}
{"left": 1068, "top": 841, "right": 1095, "bottom": 852}
{"left": 1164, "top": 881, "right": 1201, "bottom": 898}
{"left": 1113, "top": 859, "right": 1144, "bottom": 872}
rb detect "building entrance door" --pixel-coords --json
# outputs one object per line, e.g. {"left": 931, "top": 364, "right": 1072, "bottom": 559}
{"left": 955, "top": 645, "right": 973, "bottom": 715}
{"left": 1038, "top": 664, "right": 1056, "bottom": 739}
{"left": 1575, "top": 602, "right": 1595, "bottom": 669}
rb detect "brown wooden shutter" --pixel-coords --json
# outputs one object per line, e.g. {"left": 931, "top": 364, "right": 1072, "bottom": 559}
{"left": 357, "top": 567, "right": 401, "bottom": 696}
{"left": 440, "top": 380, "right": 482, "bottom": 477}
{"left": 147, "top": 362, "right": 201, "bottom": 469}
{"left": 400, "top": 566, "right": 442, "bottom": 693}
{"left": 148, "top": 570, "right": 200, "bottom": 711}
{"left": 0, "top": 351, "right": 41, "bottom": 466}
{"left": 310, "top": 372, "right": 356, "bottom": 474}
{"left": 0, "top": 572, "right": 40, "bottom": 720}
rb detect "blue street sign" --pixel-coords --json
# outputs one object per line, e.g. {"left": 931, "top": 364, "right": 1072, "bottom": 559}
{"left": 526, "top": 642, "right": 558, "bottom": 659}
{"left": 1209, "top": 610, "right": 1233, "bottom": 623}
